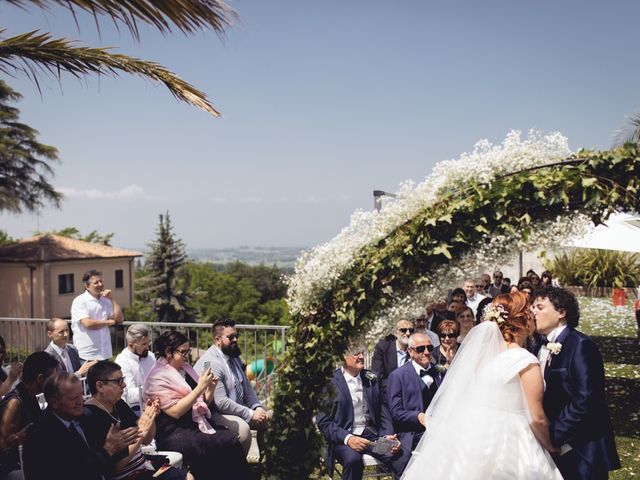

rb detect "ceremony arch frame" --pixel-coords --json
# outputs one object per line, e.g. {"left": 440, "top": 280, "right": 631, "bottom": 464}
{"left": 265, "top": 137, "right": 640, "bottom": 479}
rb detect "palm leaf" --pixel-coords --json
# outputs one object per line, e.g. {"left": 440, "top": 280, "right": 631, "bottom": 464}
{"left": 0, "top": 30, "right": 220, "bottom": 116}
{"left": 612, "top": 110, "right": 640, "bottom": 147}
{"left": 6, "top": 0, "right": 236, "bottom": 39}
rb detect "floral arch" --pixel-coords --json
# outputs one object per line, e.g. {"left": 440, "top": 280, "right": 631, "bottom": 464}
{"left": 264, "top": 132, "right": 640, "bottom": 479}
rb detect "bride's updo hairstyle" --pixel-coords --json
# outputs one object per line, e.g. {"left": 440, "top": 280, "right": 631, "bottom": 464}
{"left": 488, "top": 291, "right": 532, "bottom": 343}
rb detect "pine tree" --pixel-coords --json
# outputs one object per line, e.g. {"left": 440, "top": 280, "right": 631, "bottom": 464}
{"left": 140, "top": 212, "right": 193, "bottom": 322}
{"left": 0, "top": 80, "right": 62, "bottom": 213}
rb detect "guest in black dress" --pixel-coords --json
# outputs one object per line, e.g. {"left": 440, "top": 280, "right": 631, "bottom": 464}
{"left": 81, "top": 360, "right": 185, "bottom": 480}
{"left": 143, "top": 331, "right": 249, "bottom": 480}
{"left": 0, "top": 351, "right": 58, "bottom": 477}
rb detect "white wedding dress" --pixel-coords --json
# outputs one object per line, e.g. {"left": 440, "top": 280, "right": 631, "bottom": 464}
{"left": 402, "top": 321, "right": 563, "bottom": 480}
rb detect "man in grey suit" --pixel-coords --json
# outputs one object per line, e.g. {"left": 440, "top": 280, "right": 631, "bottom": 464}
{"left": 44, "top": 318, "right": 96, "bottom": 376}
{"left": 194, "top": 318, "right": 269, "bottom": 457}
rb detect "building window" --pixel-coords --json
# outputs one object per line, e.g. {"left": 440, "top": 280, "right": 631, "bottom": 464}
{"left": 58, "top": 274, "right": 74, "bottom": 294}
{"left": 115, "top": 269, "right": 124, "bottom": 288}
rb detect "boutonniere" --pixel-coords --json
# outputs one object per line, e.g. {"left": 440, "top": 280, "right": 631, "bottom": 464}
{"left": 545, "top": 342, "right": 562, "bottom": 366}
{"left": 364, "top": 371, "right": 377, "bottom": 382}
{"left": 434, "top": 364, "right": 447, "bottom": 374}
{"left": 547, "top": 342, "right": 562, "bottom": 355}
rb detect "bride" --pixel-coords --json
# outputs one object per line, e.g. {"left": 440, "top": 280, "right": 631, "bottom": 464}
{"left": 401, "top": 291, "right": 562, "bottom": 479}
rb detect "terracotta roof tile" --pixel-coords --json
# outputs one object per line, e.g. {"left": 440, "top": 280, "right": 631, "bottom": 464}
{"left": 0, "top": 235, "right": 143, "bottom": 263}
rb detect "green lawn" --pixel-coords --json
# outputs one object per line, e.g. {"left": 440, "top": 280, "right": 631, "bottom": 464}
{"left": 578, "top": 297, "right": 639, "bottom": 479}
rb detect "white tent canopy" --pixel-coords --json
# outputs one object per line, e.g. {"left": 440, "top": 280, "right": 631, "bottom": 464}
{"left": 565, "top": 212, "right": 640, "bottom": 253}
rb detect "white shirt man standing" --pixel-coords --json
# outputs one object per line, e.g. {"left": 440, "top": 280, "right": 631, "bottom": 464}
{"left": 114, "top": 323, "right": 156, "bottom": 411}
{"left": 463, "top": 278, "right": 486, "bottom": 318}
{"left": 71, "top": 270, "right": 123, "bottom": 361}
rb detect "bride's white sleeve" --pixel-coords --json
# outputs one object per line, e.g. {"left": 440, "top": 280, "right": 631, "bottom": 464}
{"left": 499, "top": 349, "right": 539, "bottom": 383}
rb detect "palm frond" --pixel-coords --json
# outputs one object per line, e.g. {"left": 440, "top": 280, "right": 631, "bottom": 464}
{"left": 0, "top": 30, "right": 220, "bottom": 116}
{"left": 612, "top": 110, "right": 640, "bottom": 147}
{"left": 6, "top": 0, "right": 236, "bottom": 39}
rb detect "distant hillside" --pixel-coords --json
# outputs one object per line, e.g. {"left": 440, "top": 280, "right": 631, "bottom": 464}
{"left": 188, "top": 246, "right": 305, "bottom": 270}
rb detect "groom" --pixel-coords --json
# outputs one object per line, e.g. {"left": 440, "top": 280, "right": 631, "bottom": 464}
{"left": 532, "top": 286, "right": 620, "bottom": 480}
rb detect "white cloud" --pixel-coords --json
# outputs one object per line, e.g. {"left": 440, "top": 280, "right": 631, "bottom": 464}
{"left": 59, "top": 184, "right": 144, "bottom": 201}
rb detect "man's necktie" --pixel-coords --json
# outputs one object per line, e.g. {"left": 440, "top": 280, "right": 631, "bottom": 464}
{"left": 229, "top": 359, "right": 245, "bottom": 405}
{"left": 68, "top": 422, "right": 89, "bottom": 450}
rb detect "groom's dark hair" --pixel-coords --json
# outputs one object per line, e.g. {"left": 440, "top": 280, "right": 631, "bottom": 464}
{"left": 535, "top": 286, "right": 580, "bottom": 328}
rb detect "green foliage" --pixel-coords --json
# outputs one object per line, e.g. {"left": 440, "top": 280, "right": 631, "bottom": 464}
{"left": 546, "top": 248, "right": 640, "bottom": 288}
{"left": 0, "top": 229, "right": 14, "bottom": 246}
{"left": 137, "top": 212, "right": 193, "bottom": 323}
{"left": 0, "top": 80, "right": 61, "bottom": 213}
{"left": 186, "top": 262, "right": 291, "bottom": 325}
{"left": 223, "top": 261, "right": 288, "bottom": 302}
{"left": 36, "top": 226, "right": 114, "bottom": 245}
{"left": 265, "top": 145, "right": 640, "bottom": 478}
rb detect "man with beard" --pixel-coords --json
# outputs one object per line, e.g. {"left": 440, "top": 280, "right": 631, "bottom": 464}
{"left": 115, "top": 324, "right": 156, "bottom": 414}
{"left": 371, "top": 319, "right": 415, "bottom": 397}
{"left": 195, "top": 318, "right": 268, "bottom": 457}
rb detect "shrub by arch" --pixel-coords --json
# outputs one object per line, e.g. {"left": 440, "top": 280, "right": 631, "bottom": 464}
{"left": 265, "top": 143, "right": 640, "bottom": 479}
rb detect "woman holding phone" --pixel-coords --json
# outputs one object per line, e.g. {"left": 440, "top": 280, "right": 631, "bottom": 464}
{"left": 143, "top": 330, "right": 249, "bottom": 479}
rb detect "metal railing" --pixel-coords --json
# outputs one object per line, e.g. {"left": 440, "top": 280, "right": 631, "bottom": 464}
{"left": 0, "top": 317, "right": 289, "bottom": 404}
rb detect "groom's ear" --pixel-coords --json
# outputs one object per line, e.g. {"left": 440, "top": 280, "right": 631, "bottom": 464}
{"left": 558, "top": 308, "right": 567, "bottom": 322}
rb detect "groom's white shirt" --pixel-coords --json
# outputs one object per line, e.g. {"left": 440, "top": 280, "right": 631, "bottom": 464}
{"left": 537, "top": 324, "right": 567, "bottom": 377}
{"left": 538, "top": 324, "right": 572, "bottom": 455}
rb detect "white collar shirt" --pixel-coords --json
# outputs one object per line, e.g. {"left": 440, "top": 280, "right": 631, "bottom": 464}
{"left": 396, "top": 341, "right": 409, "bottom": 367}
{"left": 411, "top": 360, "right": 434, "bottom": 388}
{"left": 70, "top": 291, "right": 114, "bottom": 360}
{"left": 341, "top": 368, "right": 366, "bottom": 435}
{"left": 114, "top": 347, "right": 156, "bottom": 406}
{"left": 466, "top": 293, "right": 486, "bottom": 317}
{"left": 538, "top": 324, "right": 567, "bottom": 377}
{"left": 49, "top": 341, "right": 74, "bottom": 373}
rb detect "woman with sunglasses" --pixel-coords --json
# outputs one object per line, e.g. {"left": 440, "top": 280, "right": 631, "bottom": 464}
{"left": 81, "top": 360, "right": 185, "bottom": 480}
{"left": 143, "top": 331, "right": 249, "bottom": 479}
{"left": 431, "top": 320, "right": 461, "bottom": 373}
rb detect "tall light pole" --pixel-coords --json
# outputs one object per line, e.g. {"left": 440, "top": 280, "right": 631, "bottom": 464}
{"left": 373, "top": 190, "right": 397, "bottom": 212}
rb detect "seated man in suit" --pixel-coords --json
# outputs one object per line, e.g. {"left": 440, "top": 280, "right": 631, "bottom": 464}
{"left": 316, "top": 343, "right": 400, "bottom": 480}
{"left": 22, "top": 372, "right": 140, "bottom": 480}
{"left": 387, "top": 333, "right": 441, "bottom": 476}
{"left": 44, "top": 317, "right": 96, "bottom": 376}
{"left": 194, "top": 318, "right": 268, "bottom": 457}
{"left": 371, "top": 319, "right": 415, "bottom": 397}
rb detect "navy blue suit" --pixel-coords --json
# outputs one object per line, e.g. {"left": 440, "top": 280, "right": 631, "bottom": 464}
{"left": 387, "top": 362, "right": 440, "bottom": 476}
{"left": 316, "top": 369, "right": 395, "bottom": 480}
{"left": 371, "top": 335, "right": 403, "bottom": 397}
{"left": 541, "top": 327, "right": 620, "bottom": 480}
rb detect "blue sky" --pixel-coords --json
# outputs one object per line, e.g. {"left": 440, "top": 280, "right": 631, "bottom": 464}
{"left": 1, "top": 1, "right": 639, "bottom": 249}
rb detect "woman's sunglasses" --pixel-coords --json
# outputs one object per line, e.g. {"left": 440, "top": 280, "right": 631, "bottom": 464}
{"left": 439, "top": 333, "right": 458, "bottom": 339}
